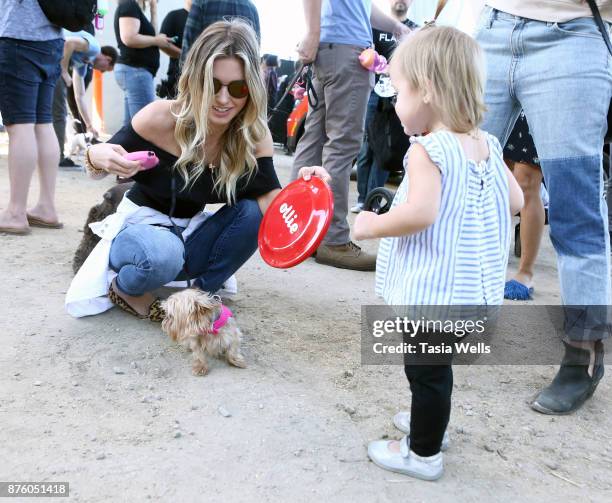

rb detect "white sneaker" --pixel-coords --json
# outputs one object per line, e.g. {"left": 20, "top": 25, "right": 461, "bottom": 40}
{"left": 350, "top": 203, "right": 364, "bottom": 214}
{"left": 367, "top": 435, "right": 444, "bottom": 481}
{"left": 164, "top": 275, "right": 237, "bottom": 297}
{"left": 216, "top": 274, "right": 238, "bottom": 297}
{"left": 393, "top": 412, "right": 450, "bottom": 451}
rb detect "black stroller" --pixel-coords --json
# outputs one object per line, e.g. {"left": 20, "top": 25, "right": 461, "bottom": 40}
{"left": 362, "top": 95, "right": 409, "bottom": 214}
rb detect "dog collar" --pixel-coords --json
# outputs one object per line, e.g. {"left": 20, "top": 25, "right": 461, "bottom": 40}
{"left": 212, "top": 305, "right": 233, "bottom": 335}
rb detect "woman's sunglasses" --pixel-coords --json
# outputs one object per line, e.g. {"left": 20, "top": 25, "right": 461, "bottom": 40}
{"left": 213, "top": 78, "right": 249, "bottom": 99}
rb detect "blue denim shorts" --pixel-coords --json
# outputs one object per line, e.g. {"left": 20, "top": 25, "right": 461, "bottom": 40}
{"left": 0, "top": 37, "right": 63, "bottom": 125}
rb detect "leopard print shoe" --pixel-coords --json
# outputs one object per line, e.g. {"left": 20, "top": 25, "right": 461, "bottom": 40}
{"left": 147, "top": 299, "right": 166, "bottom": 322}
{"left": 108, "top": 280, "right": 165, "bottom": 321}
{"left": 108, "top": 281, "right": 147, "bottom": 319}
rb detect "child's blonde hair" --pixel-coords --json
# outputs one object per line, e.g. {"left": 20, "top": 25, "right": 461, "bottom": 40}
{"left": 392, "top": 25, "right": 487, "bottom": 133}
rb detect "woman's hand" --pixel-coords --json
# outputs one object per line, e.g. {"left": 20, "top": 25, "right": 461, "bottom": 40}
{"left": 88, "top": 143, "right": 142, "bottom": 178}
{"left": 86, "top": 123, "right": 100, "bottom": 140}
{"left": 353, "top": 211, "right": 379, "bottom": 241}
{"left": 154, "top": 33, "right": 173, "bottom": 48}
{"left": 297, "top": 165, "right": 331, "bottom": 184}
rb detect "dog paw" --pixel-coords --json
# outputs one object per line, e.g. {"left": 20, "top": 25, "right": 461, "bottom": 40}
{"left": 192, "top": 362, "right": 209, "bottom": 376}
{"left": 228, "top": 354, "right": 247, "bottom": 368}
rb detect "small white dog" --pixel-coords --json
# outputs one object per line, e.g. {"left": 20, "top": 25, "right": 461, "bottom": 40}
{"left": 161, "top": 289, "right": 246, "bottom": 376}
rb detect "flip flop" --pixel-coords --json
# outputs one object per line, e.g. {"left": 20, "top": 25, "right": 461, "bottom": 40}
{"left": 504, "top": 279, "right": 534, "bottom": 301}
{"left": 27, "top": 214, "right": 64, "bottom": 229}
{"left": 0, "top": 225, "right": 31, "bottom": 235}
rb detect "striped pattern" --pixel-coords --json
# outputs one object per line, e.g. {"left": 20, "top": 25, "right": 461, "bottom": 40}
{"left": 375, "top": 131, "right": 511, "bottom": 306}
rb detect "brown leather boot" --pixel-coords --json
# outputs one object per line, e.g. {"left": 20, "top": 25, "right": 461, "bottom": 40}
{"left": 315, "top": 241, "right": 376, "bottom": 271}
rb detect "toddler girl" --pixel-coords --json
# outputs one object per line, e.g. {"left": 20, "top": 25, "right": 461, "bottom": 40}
{"left": 354, "top": 25, "right": 523, "bottom": 480}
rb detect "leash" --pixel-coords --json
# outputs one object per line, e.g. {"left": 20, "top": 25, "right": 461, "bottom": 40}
{"left": 267, "top": 63, "right": 319, "bottom": 120}
{"left": 303, "top": 65, "right": 319, "bottom": 110}
{"left": 170, "top": 176, "right": 192, "bottom": 288}
{"left": 268, "top": 63, "right": 304, "bottom": 119}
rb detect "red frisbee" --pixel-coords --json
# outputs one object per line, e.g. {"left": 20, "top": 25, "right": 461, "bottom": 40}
{"left": 258, "top": 177, "right": 334, "bottom": 268}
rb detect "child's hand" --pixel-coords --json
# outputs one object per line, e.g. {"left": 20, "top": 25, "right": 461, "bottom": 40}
{"left": 297, "top": 165, "right": 332, "bottom": 184}
{"left": 354, "top": 210, "right": 378, "bottom": 241}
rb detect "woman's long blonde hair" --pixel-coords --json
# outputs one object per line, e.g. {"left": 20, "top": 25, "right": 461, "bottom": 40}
{"left": 172, "top": 20, "right": 268, "bottom": 203}
{"left": 392, "top": 26, "right": 487, "bottom": 133}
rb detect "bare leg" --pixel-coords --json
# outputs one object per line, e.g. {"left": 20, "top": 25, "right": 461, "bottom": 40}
{"left": 28, "top": 123, "right": 60, "bottom": 223}
{"left": 509, "top": 160, "right": 545, "bottom": 287}
{"left": 0, "top": 124, "right": 38, "bottom": 230}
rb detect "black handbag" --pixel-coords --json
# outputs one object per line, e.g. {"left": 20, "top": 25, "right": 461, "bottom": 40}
{"left": 37, "top": 0, "right": 97, "bottom": 32}
{"left": 587, "top": 0, "right": 612, "bottom": 142}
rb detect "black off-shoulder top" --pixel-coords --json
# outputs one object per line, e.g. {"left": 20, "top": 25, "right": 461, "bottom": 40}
{"left": 108, "top": 124, "right": 281, "bottom": 218}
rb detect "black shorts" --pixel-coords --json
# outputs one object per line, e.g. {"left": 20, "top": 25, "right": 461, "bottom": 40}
{"left": 0, "top": 37, "right": 63, "bottom": 125}
{"left": 503, "top": 112, "right": 540, "bottom": 166}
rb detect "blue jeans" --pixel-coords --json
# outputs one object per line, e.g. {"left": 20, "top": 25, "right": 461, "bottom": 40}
{"left": 114, "top": 64, "right": 156, "bottom": 127}
{"left": 109, "top": 199, "right": 262, "bottom": 296}
{"left": 476, "top": 8, "right": 612, "bottom": 338}
{"left": 356, "top": 91, "right": 390, "bottom": 205}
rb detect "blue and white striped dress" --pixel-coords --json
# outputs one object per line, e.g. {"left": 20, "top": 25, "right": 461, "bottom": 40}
{"left": 375, "top": 131, "right": 512, "bottom": 306}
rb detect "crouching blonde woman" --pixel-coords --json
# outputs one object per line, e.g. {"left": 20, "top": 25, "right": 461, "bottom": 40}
{"left": 66, "top": 20, "right": 315, "bottom": 319}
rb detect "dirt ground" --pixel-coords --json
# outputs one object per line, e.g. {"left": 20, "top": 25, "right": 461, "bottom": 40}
{"left": 1, "top": 133, "right": 611, "bottom": 503}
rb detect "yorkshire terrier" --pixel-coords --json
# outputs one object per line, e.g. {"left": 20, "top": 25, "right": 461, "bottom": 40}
{"left": 161, "top": 289, "right": 246, "bottom": 376}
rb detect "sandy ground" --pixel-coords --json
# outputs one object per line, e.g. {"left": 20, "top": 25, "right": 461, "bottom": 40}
{"left": 0, "top": 133, "right": 611, "bottom": 503}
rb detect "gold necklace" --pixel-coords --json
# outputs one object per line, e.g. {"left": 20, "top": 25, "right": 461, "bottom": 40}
{"left": 203, "top": 146, "right": 218, "bottom": 170}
